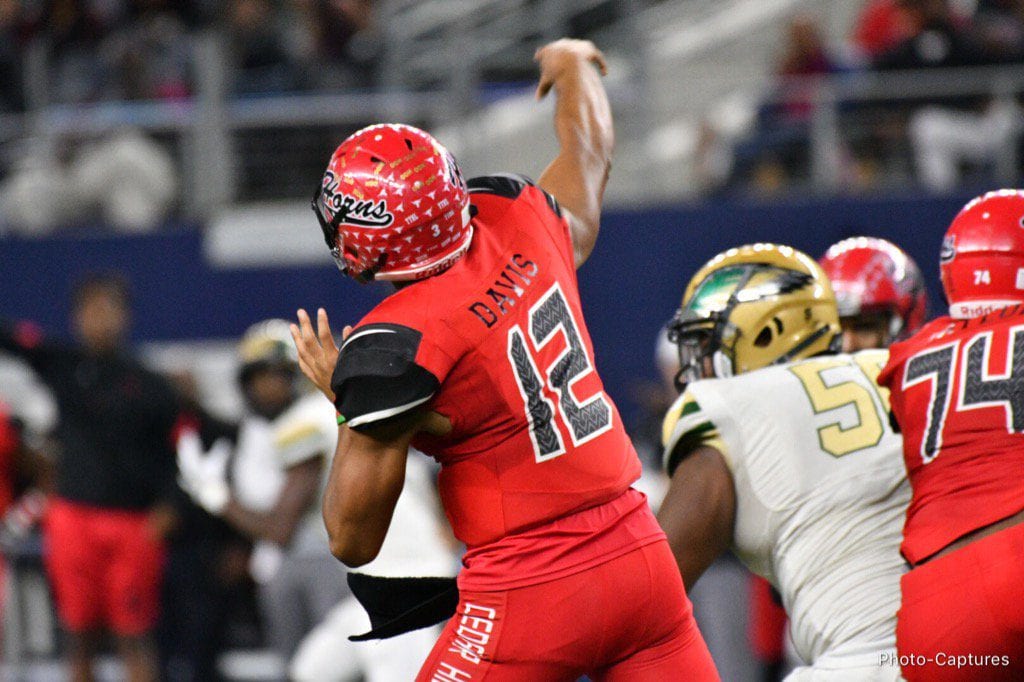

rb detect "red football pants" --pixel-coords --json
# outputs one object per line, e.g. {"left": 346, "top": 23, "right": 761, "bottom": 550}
{"left": 44, "top": 498, "right": 165, "bottom": 636}
{"left": 897, "top": 521, "right": 1024, "bottom": 681}
{"left": 417, "top": 539, "right": 719, "bottom": 681}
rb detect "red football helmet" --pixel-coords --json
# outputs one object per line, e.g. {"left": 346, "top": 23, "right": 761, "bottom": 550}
{"left": 312, "top": 124, "right": 472, "bottom": 282}
{"left": 941, "top": 189, "right": 1024, "bottom": 319}
{"left": 820, "top": 236, "right": 928, "bottom": 341}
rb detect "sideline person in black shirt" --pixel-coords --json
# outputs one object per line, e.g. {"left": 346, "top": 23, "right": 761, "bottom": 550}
{"left": 1, "top": 272, "right": 178, "bottom": 682}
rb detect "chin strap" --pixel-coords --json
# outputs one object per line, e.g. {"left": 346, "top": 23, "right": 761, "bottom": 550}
{"left": 356, "top": 254, "right": 389, "bottom": 284}
{"left": 773, "top": 324, "right": 838, "bottom": 366}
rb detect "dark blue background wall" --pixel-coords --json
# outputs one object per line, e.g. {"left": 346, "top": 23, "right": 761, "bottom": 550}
{"left": 0, "top": 192, "right": 971, "bottom": 423}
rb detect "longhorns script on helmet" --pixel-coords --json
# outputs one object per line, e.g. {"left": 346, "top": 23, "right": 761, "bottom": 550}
{"left": 321, "top": 171, "right": 395, "bottom": 229}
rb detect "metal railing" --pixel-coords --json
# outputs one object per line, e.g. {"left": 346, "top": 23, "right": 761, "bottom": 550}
{"left": 2, "top": 2, "right": 1023, "bottom": 226}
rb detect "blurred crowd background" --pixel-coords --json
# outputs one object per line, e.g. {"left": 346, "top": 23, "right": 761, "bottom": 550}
{"left": 2, "top": 0, "right": 1023, "bottom": 680}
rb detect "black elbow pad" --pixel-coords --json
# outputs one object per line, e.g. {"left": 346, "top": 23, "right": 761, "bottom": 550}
{"left": 331, "top": 323, "right": 440, "bottom": 432}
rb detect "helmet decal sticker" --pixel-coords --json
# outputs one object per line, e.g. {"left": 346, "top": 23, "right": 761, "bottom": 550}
{"left": 320, "top": 171, "right": 395, "bottom": 229}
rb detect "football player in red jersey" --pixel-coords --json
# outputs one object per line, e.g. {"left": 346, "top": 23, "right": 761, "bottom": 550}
{"left": 878, "top": 190, "right": 1024, "bottom": 681}
{"left": 290, "top": 39, "right": 719, "bottom": 681}
{"left": 820, "top": 236, "right": 928, "bottom": 352}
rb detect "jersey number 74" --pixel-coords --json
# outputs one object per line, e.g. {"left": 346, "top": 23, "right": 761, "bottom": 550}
{"left": 904, "top": 326, "right": 1024, "bottom": 464}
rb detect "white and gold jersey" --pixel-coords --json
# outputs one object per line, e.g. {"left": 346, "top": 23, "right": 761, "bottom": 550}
{"left": 663, "top": 350, "right": 909, "bottom": 676}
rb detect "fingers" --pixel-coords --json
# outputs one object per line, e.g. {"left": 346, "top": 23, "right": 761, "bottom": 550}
{"left": 317, "top": 308, "right": 337, "bottom": 351}
{"left": 342, "top": 324, "right": 353, "bottom": 341}
{"left": 296, "top": 308, "right": 318, "bottom": 348}
{"left": 534, "top": 39, "right": 606, "bottom": 100}
{"left": 289, "top": 322, "right": 304, "bottom": 353}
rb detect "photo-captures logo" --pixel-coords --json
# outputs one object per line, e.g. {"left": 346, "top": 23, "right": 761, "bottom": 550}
{"left": 940, "top": 235, "right": 956, "bottom": 263}
{"left": 321, "top": 172, "right": 394, "bottom": 228}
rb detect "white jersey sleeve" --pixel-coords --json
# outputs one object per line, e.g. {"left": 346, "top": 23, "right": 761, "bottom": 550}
{"left": 662, "top": 389, "right": 730, "bottom": 475}
{"left": 272, "top": 392, "right": 338, "bottom": 468}
{"left": 663, "top": 351, "right": 909, "bottom": 671}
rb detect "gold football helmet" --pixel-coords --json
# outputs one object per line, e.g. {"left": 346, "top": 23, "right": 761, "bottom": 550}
{"left": 238, "top": 319, "right": 300, "bottom": 384}
{"left": 668, "top": 243, "right": 841, "bottom": 388}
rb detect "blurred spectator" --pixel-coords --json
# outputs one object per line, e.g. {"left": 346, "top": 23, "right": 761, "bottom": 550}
{"left": 226, "top": 0, "right": 295, "bottom": 95}
{"left": 69, "top": 129, "right": 177, "bottom": 231}
{"left": 103, "top": 0, "right": 194, "bottom": 101}
{"left": 726, "top": 14, "right": 846, "bottom": 192}
{"left": 293, "top": 0, "right": 380, "bottom": 90}
{"left": 873, "top": 0, "right": 1024, "bottom": 189}
{"left": 851, "top": 0, "right": 917, "bottom": 60}
{"left": 1, "top": 129, "right": 176, "bottom": 234}
{"left": 0, "top": 272, "right": 181, "bottom": 682}
{"left": 909, "top": 96, "right": 1023, "bottom": 190}
{"left": 874, "top": 0, "right": 985, "bottom": 70}
{"left": 972, "top": 0, "right": 1024, "bottom": 62}
{"left": 32, "top": 0, "right": 125, "bottom": 104}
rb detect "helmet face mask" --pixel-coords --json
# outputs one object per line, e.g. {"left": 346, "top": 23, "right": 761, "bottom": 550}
{"left": 311, "top": 184, "right": 350, "bottom": 276}
{"left": 311, "top": 183, "right": 389, "bottom": 282}
{"left": 668, "top": 312, "right": 722, "bottom": 391}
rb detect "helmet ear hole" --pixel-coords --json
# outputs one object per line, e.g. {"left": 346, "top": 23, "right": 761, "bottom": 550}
{"left": 754, "top": 326, "right": 773, "bottom": 347}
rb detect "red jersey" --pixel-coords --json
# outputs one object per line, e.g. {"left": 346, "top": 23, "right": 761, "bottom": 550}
{"left": 333, "top": 174, "right": 650, "bottom": 589}
{"left": 879, "top": 305, "right": 1024, "bottom": 565}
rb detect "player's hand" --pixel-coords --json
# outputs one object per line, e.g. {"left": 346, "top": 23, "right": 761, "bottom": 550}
{"left": 291, "top": 308, "right": 347, "bottom": 403}
{"left": 176, "top": 430, "right": 231, "bottom": 515}
{"left": 535, "top": 38, "right": 608, "bottom": 100}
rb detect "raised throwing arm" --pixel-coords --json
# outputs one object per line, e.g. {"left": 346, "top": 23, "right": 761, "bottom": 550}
{"left": 535, "top": 39, "right": 615, "bottom": 269}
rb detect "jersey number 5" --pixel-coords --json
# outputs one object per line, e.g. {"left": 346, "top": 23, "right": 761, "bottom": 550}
{"left": 790, "top": 352, "right": 890, "bottom": 457}
{"left": 507, "top": 283, "right": 613, "bottom": 462}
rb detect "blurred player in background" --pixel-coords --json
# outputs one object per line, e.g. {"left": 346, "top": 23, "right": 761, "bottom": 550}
{"left": 0, "top": 273, "right": 180, "bottom": 682}
{"left": 658, "top": 244, "right": 909, "bottom": 681}
{"left": 177, "top": 319, "right": 456, "bottom": 681}
{"left": 820, "top": 236, "right": 928, "bottom": 352}
{"left": 292, "top": 38, "right": 719, "bottom": 680}
{"left": 176, "top": 319, "right": 349, "bottom": 672}
{"left": 879, "top": 190, "right": 1024, "bottom": 681}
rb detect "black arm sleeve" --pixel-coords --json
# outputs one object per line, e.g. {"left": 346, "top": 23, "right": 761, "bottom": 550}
{"left": 331, "top": 323, "right": 440, "bottom": 432}
{"left": 467, "top": 174, "right": 563, "bottom": 218}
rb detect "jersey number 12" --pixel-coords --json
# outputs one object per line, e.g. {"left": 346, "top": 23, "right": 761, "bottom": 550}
{"left": 507, "top": 284, "right": 613, "bottom": 462}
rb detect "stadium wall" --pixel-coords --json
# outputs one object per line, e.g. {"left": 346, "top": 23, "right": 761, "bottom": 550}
{"left": 0, "top": 192, "right": 972, "bottom": 423}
